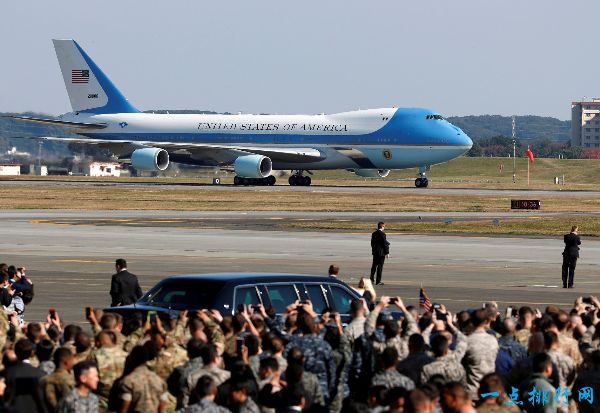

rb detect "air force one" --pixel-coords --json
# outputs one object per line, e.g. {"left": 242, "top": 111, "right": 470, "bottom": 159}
{"left": 10, "top": 39, "right": 472, "bottom": 187}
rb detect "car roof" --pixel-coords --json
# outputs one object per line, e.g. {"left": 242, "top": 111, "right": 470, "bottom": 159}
{"left": 165, "top": 272, "right": 346, "bottom": 284}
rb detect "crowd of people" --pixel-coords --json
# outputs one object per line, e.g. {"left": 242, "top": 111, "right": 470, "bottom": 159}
{"left": 1, "top": 263, "right": 600, "bottom": 413}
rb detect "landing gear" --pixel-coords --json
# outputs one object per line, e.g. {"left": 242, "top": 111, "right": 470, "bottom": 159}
{"left": 415, "top": 177, "right": 429, "bottom": 188}
{"left": 415, "top": 165, "right": 429, "bottom": 188}
{"left": 233, "top": 175, "right": 276, "bottom": 186}
{"left": 288, "top": 174, "right": 311, "bottom": 186}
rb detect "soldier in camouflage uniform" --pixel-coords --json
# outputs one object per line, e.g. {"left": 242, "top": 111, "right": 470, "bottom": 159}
{"left": 147, "top": 328, "right": 189, "bottom": 381}
{"left": 57, "top": 360, "right": 99, "bottom": 413}
{"left": 397, "top": 333, "right": 434, "bottom": 386}
{"left": 283, "top": 311, "right": 336, "bottom": 405}
{"left": 544, "top": 331, "right": 575, "bottom": 388}
{"left": 42, "top": 347, "right": 75, "bottom": 413}
{"left": 167, "top": 338, "right": 205, "bottom": 410}
{"left": 421, "top": 313, "right": 468, "bottom": 385}
{"left": 90, "top": 330, "right": 127, "bottom": 409}
{"left": 72, "top": 331, "right": 94, "bottom": 365}
{"left": 118, "top": 345, "right": 169, "bottom": 413}
{"left": 176, "top": 376, "right": 231, "bottom": 413}
{"left": 364, "top": 296, "right": 418, "bottom": 360}
{"left": 184, "top": 344, "right": 230, "bottom": 407}
{"left": 372, "top": 347, "right": 415, "bottom": 391}
{"left": 463, "top": 309, "right": 498, "bottom": 399}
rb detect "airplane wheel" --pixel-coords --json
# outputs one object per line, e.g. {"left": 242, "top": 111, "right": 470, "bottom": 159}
{"left": 304, "top": 176, "right": 311, "bottom": 186}
{"left": 421, "top": 178, "right": 429, "bottom": 188}
{"left": 234, "top": 176, "right": 241, "bottom": 185}
{"left": 289, "top": 176, "right": 296, "bottom": 186}
{"left": 267, "top": 176, "right": 276, "bottom": 186}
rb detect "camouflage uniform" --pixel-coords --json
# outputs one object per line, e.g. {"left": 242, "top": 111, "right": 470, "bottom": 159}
{"left": 39, "top": 360, "right": 56, "bottom": 376}
{"left": 421, "top": 328, "right": 468, "bottom": 385}
{"left": 372, "top": 369, "right": 415, "bottom": 390}
{"left": 236, "top": 397, "right": 261, "bottom": 413}
{"left": 118, "top": 364, "right": 169, "bottom": 413}
{"left": 91, "top": 324, "right": 126, "bottom": 347}
{"left": 168, "top": 357, "right": 204, "bottom": 409}
{"left": 364, "top": 307, "right": 418, "bottom": 360}
{"left": 547, "top": 348, "right": 575, "bottom": 388}
{"left": 57, "top": 388, "right": 99, "bottom": 413}
{"left": 91, "top": 345, "right": 128, "bottom": 405}
{"left": 123, "top": 327, "right": 145, "bottom": 353}
{"left": 463, "top": 330, "right": 498, "bottom": 399}
{"left": 520, "top": 373, "right": 558, "bottom": 413}
{"left": 42, "top": 368, "right": 76, "bottom": 412}
{"left": 284, "top": 334, "right": 336, "bottom": 403}
{"left": 397, "top": 352, "right": 434, "bottom": 386}
{"left": 302, "top": 371, "right": 326, "bottom": 410}
{"left": 498, "top": 335, "right": 528, "bottom": 362}
{"left": 558, "top": 334, "right": 583, "bottom": 367}
{"left": 148, "top": 344, "right": 189, "bottom": 381}
{"left": 184, "top": 365, "right": 231, "bottom": 407}
{"left": 0, "top": 310, "right": 9, "bottom": 354}
{"left": 176, "top": 399, "right": 232, "bottom": 413}
{"left": 343, "top": 315, "right": 366, "bottom": 345}
{"left": 73, "top": 348, "right": 93, "bottom": 365}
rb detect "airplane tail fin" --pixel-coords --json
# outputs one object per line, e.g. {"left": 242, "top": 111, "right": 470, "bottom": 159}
{"left": 52, "top": 39, "right": 139, "bottom": 114}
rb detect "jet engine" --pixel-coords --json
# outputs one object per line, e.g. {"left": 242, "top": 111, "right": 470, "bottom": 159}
{"left": 131, "top": 148, "right": 170, "bottom": 171}
{"left": 234, "top": 155, "right": 272, "bottom": 178}
{"left": 354, "top": 169, "right": 391, "bottom": 178}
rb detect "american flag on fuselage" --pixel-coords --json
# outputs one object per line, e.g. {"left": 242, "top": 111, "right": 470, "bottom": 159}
{"left": 419, "top": 288, "right": 432, "bottom": 312}
{"left": 71, "top": 69, "right": 89, "bottom": 84}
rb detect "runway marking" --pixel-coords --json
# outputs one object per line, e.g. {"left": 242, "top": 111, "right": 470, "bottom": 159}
{"left": 52, "top": 259, "right": 113, "bottom": 264}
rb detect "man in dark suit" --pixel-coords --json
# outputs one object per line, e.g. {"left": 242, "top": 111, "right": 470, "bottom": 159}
{"left": 370, "top": 221, "right": 390, "bottom": 285}
{"left": 4, "top": 338, "right": 47, "bottom": 412}
{"left": 110, "top": 258, "right": 143, "bottom": 306}
{"left": 562, "top": 225, "right": 581, "bottom": 288}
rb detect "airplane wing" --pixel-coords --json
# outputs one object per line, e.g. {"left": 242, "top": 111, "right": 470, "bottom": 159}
{"left": 13, "top": 136, "right": 324, "bottom": 164}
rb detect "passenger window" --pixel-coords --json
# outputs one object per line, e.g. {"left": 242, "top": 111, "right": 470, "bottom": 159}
{"left": 305, "top": 284, "right": 328, "bottom": 314}
{"left": 266, "top": 284, "right": 299, "bottom": 312}
{"left": 234, "top": 287, "right": 261, "bottom": 308}
{"left": 329, "top": 285, "right": 355, "bottom": 314}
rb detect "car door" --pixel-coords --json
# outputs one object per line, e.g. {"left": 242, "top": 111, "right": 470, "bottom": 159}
{"left": 326, "top": 283, "right": 359, "bottom": 323}
{"left": 233, "top": 285, "right": 263, "bottom": 313}
{"left": 299, "top": 283, "right": 330, "bottom": 315}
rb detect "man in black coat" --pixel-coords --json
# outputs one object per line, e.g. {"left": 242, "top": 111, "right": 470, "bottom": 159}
{"left": 562, "top": 225, "right": 581, "bottom": 288}
{"left": 110, "top": 258, "right": 143, "bottom": 306}
{"left": 4, "top": 338, "right": 47, "bottom": 412}
{"left": 370, "top": 222, "right": 390, "bottom": 285}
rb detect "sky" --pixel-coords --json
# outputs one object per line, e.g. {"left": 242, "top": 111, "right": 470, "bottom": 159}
{"left": 1, "top": 1, "right": 598, "bottom": 120}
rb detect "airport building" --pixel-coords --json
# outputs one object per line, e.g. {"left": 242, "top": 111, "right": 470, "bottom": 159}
{"left": 0, "top": 164, "right": 21, "bottom": 176}
{"left": 572, "top": 99, "right": 600, "bottom": 148}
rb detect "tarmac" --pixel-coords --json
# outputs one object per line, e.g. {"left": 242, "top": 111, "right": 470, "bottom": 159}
{"left": 2, "top": 209, "right": 599, "bottom": 324}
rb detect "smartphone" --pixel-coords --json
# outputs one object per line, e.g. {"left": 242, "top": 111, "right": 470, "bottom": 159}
{"left": 505, "top": 306, "right": 513, "bottom": 318}
{"left": 49, "top": 307, "right": 56, "bottom": 320}
{"left": 236, "top": 337, "right": 245, "bottom": 354}
{"left": 435, "top": 310, "right": 447, "bottom": 322}
{"left": 390, "top": 297, "right": 398, "bottom": 305}
{"left": 432, "top": 303, "right": 441, "bottom": 310}
{"left": 582, "top": 297, "right": 593, "bottom": 304}
{"left": 147, "top": 311, "right": 157, "bottom": 323}
{"left": 85, "top": 306, "right": 92, "bottom": 319}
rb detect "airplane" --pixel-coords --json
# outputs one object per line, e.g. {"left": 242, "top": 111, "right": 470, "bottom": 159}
{"left": 9, "top": 39, "right": 472, "bottom": 188}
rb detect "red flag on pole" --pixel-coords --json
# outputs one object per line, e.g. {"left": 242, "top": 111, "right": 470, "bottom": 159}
{"left": 526, "top": 148, "right": 535, "bottom": 163}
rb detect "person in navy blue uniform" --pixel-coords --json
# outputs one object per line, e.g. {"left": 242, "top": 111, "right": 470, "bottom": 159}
{"left": 370, "top": 222, "right": 390, "bottom": 286}
{"left": 562, "top": 225, "right": 581, "bottom": 288}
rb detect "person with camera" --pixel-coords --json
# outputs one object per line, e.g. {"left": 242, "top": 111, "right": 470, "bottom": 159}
{"left": 562, "top": 225, "right": 581, "bottom": 288}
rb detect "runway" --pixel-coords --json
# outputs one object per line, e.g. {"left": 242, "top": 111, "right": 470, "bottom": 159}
{"left": 3, "top": 178, "right": 600, "bottom": 198}
{"left": 2, "top": 209, "right": 599, "bottom": 324}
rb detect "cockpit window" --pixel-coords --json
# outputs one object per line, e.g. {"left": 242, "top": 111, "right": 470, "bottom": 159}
{"left": 426, "top": 115, "right": 444, "bottom": 120}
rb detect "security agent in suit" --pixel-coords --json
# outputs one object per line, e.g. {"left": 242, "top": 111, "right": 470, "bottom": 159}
{"left": 110, "top": 258, "right": 143, "bottom": 306}
{"left": 370, "top": 221, "right": 390, "bottom": 285}
{"left": 562, "top": 225, "right": 581, "bottom": 288}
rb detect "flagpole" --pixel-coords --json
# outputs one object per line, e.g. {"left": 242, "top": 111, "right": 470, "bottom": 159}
{"left": 527, "top": 146, "right": 530, "bottom": 186}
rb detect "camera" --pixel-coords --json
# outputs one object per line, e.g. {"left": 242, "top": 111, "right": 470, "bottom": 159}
{"left": 582, "top": 297, "right": 593, "bottom": 304}
{"left": 390, "top": 297, "right": 398, "bottom": 305}
{"left": 236, "top": 337, "right": 245, "bottom": 354}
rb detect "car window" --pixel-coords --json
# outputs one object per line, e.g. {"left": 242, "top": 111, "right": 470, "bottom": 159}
{"left": 266, "top": 284, "right": 299, "bottom": 312}
{"left": 329, "top": 285, "right": 355, "bottom": 314}
{"left": 234, "top": 286, "right": 261, "bottom": 309}
{"left": 305, "top": 284, "right": 328, "bottom": 314}
{"left": 140, "top": 280, "right": 225, "bottom": 310}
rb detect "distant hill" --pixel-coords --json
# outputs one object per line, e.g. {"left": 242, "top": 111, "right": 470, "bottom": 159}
{"left": 447, "top": 115, "right": 571, "bottom": 142}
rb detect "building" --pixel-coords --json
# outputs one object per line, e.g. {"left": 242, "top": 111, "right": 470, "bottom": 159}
{"left": 72, "top": 161, "right": 122, "bottom": 177}
{"left": 20, "top": 164, "right": 48, "bottom": 176}
{"left": 572, "top": 99, "right": 600, "bottom": 148}
{"left": 0, "top": 164, "right": 21, "bottom": 176}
